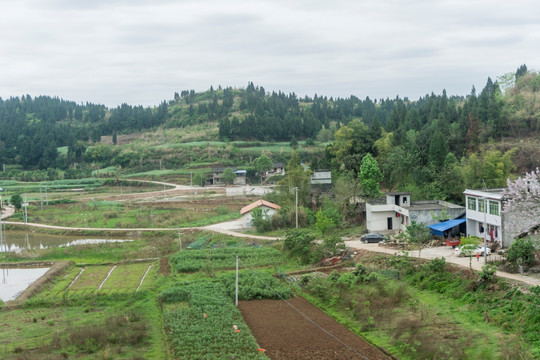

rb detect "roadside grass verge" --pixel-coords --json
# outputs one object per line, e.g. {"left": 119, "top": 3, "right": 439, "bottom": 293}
{"left": 298, "top": 256, "right": 538, "bottom": 360}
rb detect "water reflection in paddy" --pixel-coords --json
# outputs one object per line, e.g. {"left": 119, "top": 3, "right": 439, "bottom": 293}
{"left": 0, "top": 267, "right": 49, "bottom": 301}
{"left": 0, "top": 230, "right": 133, "bottom": 253}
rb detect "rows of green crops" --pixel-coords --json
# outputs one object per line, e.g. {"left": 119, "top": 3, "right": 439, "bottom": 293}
{"left": 169, "top": 247, "right": 284, "bottom": 272}
{"left": 160, "top": 281, "right": 266, "bottom": 360}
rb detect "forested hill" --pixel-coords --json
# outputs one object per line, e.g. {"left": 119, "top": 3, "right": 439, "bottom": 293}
{"left": 0, "top": 65, "right": 539, "bottom": 172}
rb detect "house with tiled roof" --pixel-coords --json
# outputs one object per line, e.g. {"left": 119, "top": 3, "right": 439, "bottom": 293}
{"left": 240, "top": 200, "right": 281, "bottom": 228}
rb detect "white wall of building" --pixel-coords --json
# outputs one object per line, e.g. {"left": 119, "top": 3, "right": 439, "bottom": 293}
{"left": 243, "top": 206, "right": 278, "bottom": 228}
{"left": 366, "top": 203, "right": 408, "bottom": 233}
{"left": 464, "top": 191, "right": 504, "bottom": 247}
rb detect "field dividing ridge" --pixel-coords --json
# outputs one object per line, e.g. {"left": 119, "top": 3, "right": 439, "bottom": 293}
{"left": 136, "top": 265, "right": 152, "bottom": 291}
{"left": 98, "top": 265, "right": 117, "bottom": 290}
{"left": 67, "top": 268, "right": 85, "bottom": 289}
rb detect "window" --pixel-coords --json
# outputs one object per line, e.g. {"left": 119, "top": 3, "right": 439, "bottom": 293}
{"left": 467, "top": 197, "right": 477, "bottom": 211}
{"left": 403, "top": 197, "right": 408, "bottom": 203}
{"left": 489, "top": 201, "right": 499, "bottom": 216}
{"left": 478, "top": 198, "right": 486, "bottom": 213}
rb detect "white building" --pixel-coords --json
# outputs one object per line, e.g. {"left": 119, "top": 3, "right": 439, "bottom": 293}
{"left": 240, "top": 200, "right": 281, "bottom": 228}
{"left": 310, "top": 170, "right": 332, "bottom": 185}
{"left": 366, "top": 192, "right": 465, "bottom": 234}
{"left": 464, "top": 189, "right": 510, "bottom": 248}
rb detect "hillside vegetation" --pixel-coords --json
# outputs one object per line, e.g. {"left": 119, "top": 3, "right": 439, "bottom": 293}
{"left": 0, "top": 65, "right": 539, "bottom": 201}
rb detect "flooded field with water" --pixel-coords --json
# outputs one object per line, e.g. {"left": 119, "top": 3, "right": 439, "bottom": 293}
{"left": 0, "top": 230, "right": 132, "bottom": 253}
{"left": 0, "top": 267, "right": 49, "bottom": 301}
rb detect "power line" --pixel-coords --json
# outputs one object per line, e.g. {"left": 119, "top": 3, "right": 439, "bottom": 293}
{"left": 237, "top": 258, "right": 374, "bottom": 360}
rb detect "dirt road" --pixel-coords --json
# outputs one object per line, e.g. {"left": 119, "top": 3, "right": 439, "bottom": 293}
{"left": 0, "top": 206, "right": 15, "bottom": 220}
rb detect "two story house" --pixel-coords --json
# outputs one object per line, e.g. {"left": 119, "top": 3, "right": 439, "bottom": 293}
{"left": 366, "top": 192, "right": 465, "bottom": 235}
{"left": 463, "top": 189, "right": 505, "bottom": 247}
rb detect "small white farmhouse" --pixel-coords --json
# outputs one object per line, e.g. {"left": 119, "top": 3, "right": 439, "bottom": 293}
{"left": 240, "top": 200, "right": 281, "bottom": 228}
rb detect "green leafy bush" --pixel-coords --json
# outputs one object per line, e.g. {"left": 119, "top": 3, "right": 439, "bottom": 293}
{"left": 507, "top": 237, "right": 536, "bottom": 267}
{"left": 221, "top": 271, "right": 291, "bottom": 300}
{"left": 283, "top": 229, "right": 316, "bottom": 264}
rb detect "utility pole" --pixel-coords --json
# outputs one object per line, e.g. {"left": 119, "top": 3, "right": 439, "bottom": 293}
{"left": 23, "top": 194, "right": 28, "bottom": 224}
{"left": 178, "top": 228, "right": 182, "bottom": 252}
{"left": 295, "top": 187, "right": 299, "bottom": 229}
{"left": 235, "top": 254, "right": 239, "bottom": 306}
{"left": 0, "top": 214, "right": 3, "bottom": 249}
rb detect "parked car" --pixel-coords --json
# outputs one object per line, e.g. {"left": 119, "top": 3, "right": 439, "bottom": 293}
{"left": 361, "top": 233, "right": 386, "bottom": 243}
{"left": 455, "top": 244, "right": 491, "bottom": 257}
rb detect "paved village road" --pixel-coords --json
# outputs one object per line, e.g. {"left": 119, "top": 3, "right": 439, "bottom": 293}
{"left": 346, "top": 239, "right": 540, "bottom": 287}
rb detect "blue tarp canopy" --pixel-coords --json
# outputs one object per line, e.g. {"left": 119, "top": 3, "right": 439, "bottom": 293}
{"left": 428, "top": 218, "right": 466, "bottom": 236}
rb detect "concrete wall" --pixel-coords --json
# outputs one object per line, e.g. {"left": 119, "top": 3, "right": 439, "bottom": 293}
{"left": 366, "top": 204, "right": 406, "bottom": 232}
{"left": 410, "top": 208, "right": 465, "bottom": 227}
{"left": 233, "top": 176, "right": 246, "bottom": 185}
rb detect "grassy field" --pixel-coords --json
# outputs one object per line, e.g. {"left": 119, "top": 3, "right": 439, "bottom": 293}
{"left": 0, "top": 294, "right": 165, "bottom": 359}
{"left": 16, "top": 197, "right": 250, "bottom": 229}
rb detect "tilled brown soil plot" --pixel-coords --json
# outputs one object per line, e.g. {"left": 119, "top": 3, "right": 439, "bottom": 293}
{"left": 239, "top": 296, "right": 391, "bottom": 360}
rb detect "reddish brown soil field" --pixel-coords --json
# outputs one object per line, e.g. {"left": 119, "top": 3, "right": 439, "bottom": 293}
{"left": 239, "top": 296, "right": 391, "bottom": 360}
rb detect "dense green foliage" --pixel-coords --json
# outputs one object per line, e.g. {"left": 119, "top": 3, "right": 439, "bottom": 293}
{"left": 506, "top": 237, "right": 537, "bottom": 267}
{"left": 0, "top": 95, "right": 167, "bottom": 169}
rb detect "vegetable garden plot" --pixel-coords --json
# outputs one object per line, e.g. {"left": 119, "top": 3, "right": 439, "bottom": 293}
{"left": 160, "top": 281, "right": 266, "bottom": 360}
{"left": 170, "top": 247, "right": 284, "bottom": 272}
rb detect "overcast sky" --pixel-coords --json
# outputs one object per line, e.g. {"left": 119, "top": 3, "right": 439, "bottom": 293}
{"left": 1, "top": 0, "right": 539, "bottom": 107}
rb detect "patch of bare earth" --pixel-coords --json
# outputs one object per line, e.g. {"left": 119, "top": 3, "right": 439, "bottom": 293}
{"left": 238, "top": 296, "right": 391, "bottom": 360}
{"left": 159, "top": 257, "right": 170, "bottom": 276}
